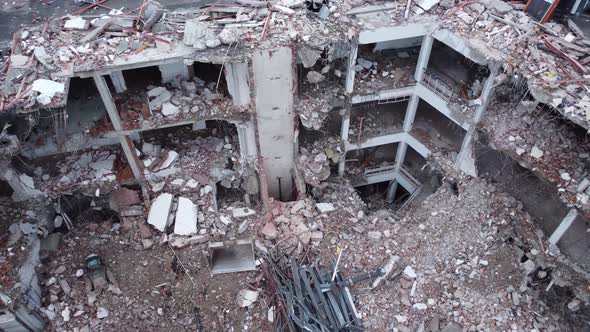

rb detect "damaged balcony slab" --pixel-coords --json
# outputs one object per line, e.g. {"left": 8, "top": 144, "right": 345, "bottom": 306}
{"left": 351, "top": 86, "right": 414, "bottom": 104}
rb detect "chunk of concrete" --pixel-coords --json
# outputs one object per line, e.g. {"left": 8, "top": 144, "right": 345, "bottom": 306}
{"left": 232, "top": 207, "right": 256, "bottom": 218}
{"left": 237, "top": 289, "right": 259, "bottom": 307}
{"left": 530, "top": 146, "right": 544, "bottom": 159}
{"left": 32, "top": 79, "right": 64, "bottom": 105}
{"left": 158, "top": 150, "right": 178, "bottom": 170}
{"left": 261, "top": 222, "right": 278, "bottom": 239}
{"left": 147, "top": 193, "right": 173, "bottom": 232}
{"left": 316, "top": 203, "right": 335, "bottom": 213}
{"left": 218, "top": 28, "right": 238, "bottom": 44}
{"left": 372, "top": 255, "right": 401, "bottom": 289}
{"left": 174, "top": 197, "right": 198, "bottom": 236}
{"left": 306, "top": 71, "right": 325, "bottom": 84}
{"left": 161, "top": 102, "right": 180, "bottom": 117}
{"left": 183, "top": 19, "right": 210, "bottom": 46}
{"left": 64, "top": 16, "right": 90, "bottom": 30}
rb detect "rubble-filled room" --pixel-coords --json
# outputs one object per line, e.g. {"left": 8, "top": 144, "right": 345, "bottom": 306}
{"left": 354, "top": 37, "right": 422, "bottom": 94}
{"left": 349, "top": 99, "right": 409, "bottom": 143}
{"left": 3, "top": 0, "right": 590, "bottom": 332}
{"left": 411, "top": 99, "right": 466, "bottom": 156}
{"left": 425, "top": 39, "right": 490, "bottom": 106}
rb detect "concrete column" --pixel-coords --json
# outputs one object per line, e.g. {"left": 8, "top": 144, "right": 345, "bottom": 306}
{"left": 338, "top": 108, "right": 351, "bottom": 176}
{"left": 456, "top": 65, "right": 499, "bottom": 175}
{"left": 109, "top": 71, "right": 127, "bottom": 93}
{"left": 345, "top": 42, "right": 359, "bottom": 94}
{"left": 252, "top": 47, "right": 295, "bottom": 201}
{"left": 549, "top": 209, "right": 578, "bottom": 245}
{"left": 225, "top": 62, "right": 251, "bottom": 106}
{"left": 159, "top": 63, "right": 190, "bottom": 83}
{"left": 385, "top": 180, "right": 398, "bottom": 202}
{"left": 92, "top": 73, "right": 143, "bottom": 181}
{"left": 414, "top": 35, "right": 434, "bottom": 83}
{"left": 403, "top": 94, "right": 420, "bottom": 132}
{"left": 192, "top": 120, "right": 206, "bottom": 131}
{"left": 0, "top": 159, "right": 40, "bottom": 201}
{"left": 236, "top": 120, "right": 258, "bottom": 161}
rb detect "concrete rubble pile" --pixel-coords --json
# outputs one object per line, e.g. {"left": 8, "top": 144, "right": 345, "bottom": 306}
{"left": 258, "top": 198, "right": 327, "bottom": 254}
{"left": 482, "top": 99, "right": 590, "bottom": 216}
{"left": 319, "top": 177, "right": 589, "bottom": 330}
{"left": 297, "top": 148, "right": 331, "bottom": 186}
{"left": 1, "top": 0, "right": 352, "bottom": 112}
{"left": 31, "top": 148, "right": 122, "bottom": 195}
{"left": 140, "top": 135, "right": 244, "bottom": 195}
{"left": 354, "top": 54, "right": 417, "bottom": 94}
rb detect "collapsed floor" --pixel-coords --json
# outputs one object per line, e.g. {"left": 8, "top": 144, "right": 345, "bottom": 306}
{"left": 1, "top": 174, "right": 590, "bottom": 331}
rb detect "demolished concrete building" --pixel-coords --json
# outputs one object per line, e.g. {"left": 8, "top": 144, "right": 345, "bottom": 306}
{"left": 1, "top": 0, "right": 590, "bottom": 330}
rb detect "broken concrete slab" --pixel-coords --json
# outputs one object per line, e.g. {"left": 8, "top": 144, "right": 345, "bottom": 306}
{"left": 261, "top": 222, "right": 278, "bottom": 239}
{"left": 64, "top": 16, "right": 90, "bottom": 30}
{"left": 31, "top": 79, "right": 64, "bottom": 105}
{"left": 161, "top": 102, "right": 180, "bottom": 117}
{"left": 237, "top": 289, "right": 259, "bottom": 307}
{"left": 316, "top": 203, "right": 335, "bottom": 213}
{"left": 158, "top": 150, "right": 179, "bottom": 170}
{"left": 174, "top": 197, "right": 198, "bottom": 236}
{"left": 147, "top": 193, "right": 173, "bottom": 232}
{"left": 232, "top": 207, "right": 256, "bottom": 218}
{"left": 10, "top": 55, "right": 29, "bottom": 68}
{"left": 183, "top": 19, "right": 210, "bottom": 46}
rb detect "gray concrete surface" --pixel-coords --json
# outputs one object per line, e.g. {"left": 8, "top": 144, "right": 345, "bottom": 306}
{"left": 253, "top": 47, "right": 295, "bottom": 201}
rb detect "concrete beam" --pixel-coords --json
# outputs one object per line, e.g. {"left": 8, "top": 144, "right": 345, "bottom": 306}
{"left": 225, "top": 62, "right": 251, "bottom": 107}
{"left": 236, "top": 120, "right": 258, "bottom": 161}
{"left": 347, "top": 132, "right": 405, "bottom": 151}
{"left": 404, "top": 133, "right": 431, "bottom": 157}
{"left": 549, "top": 209, "right": 578, "bottom": 245}
{"left": 109, "top": 71, "right": 127, "bottom": 93}
{"left": 456, "top": 65, "right": 499, "bottom": 174}
{"left": 0, "top": 159, "right": 41, "bottom": 202}
{"left": 252, "top": 47, "right": 295, "bottom": 201}
{"left": 403, "top": 95, "right": 420, "bottom": 132}
{"left": 414, "top": 34, "right": 434, "bottom": 83}
{"left": 351, "top": 86, "right": 415, "bottom": 104}
{"left": 358, "top": 23, "right": 433, "bottom": 45}
{"left": 159, "top": 62, "right": 190, "bottom": 83}
{"left": 432, "top": 29, "right": 490, "bottom": 66}
{"left": 192, "top": 120, "right": 207, "bottom": 131}
{"left": 338, "top": 108, "right": 351, "bottom": 176}
{"left": 385, "top": 180, "right": 398, "bottom": 202}
{"left": 92, "top": 73, "right": 143, "bottom": 180}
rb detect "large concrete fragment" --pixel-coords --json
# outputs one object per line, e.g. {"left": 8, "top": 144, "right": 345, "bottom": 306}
{"left": 174, "top": 197, "right": 198, "bottom": 235}
{"left": 252, "top": 47, "right": 295, "bottom": 200}
{"left": 147, "top": 193, "right": 173, "bottom": 232}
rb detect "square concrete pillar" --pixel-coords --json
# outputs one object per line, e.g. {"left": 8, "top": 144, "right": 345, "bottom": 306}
{"left": 159, "top": 63, "right": 190, "bottom": 83}
{"left": 109, "top": 71, "right": 127, "bottom": 93}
